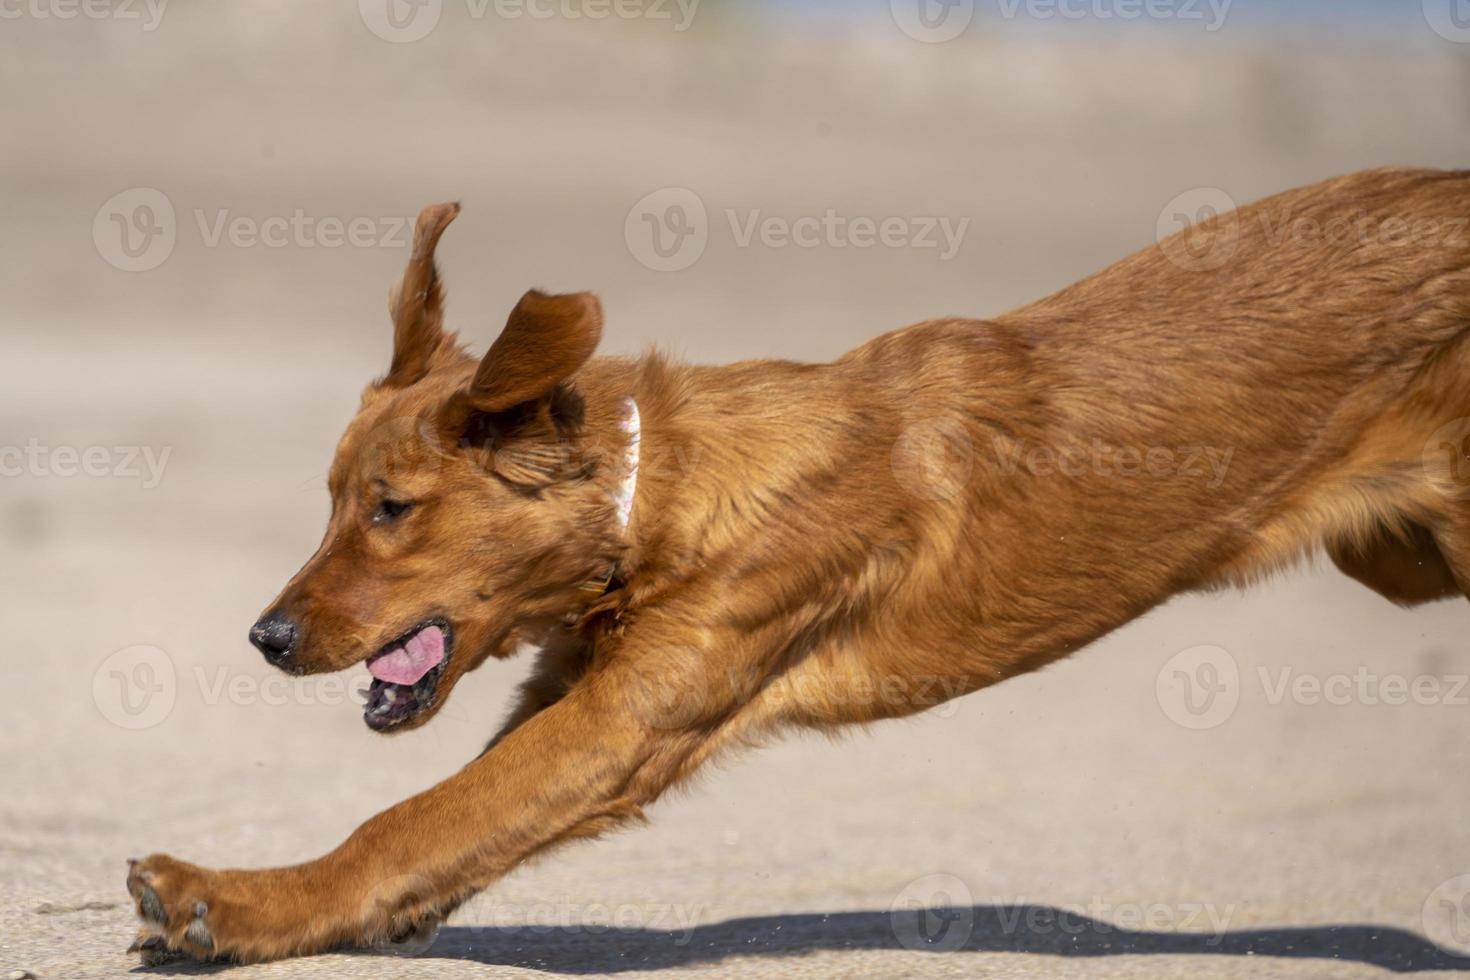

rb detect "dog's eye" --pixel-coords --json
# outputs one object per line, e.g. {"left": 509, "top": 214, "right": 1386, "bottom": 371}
{"left": 373, "top": 499, "right": 413, "bottom": 524}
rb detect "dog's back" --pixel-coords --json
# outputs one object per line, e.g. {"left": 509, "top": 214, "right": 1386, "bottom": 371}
{"left": 814, "top": 168, "right": 1470, "bottom": 682}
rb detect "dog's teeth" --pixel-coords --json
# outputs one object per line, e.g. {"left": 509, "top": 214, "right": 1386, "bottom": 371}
{"left": 383, "top": 688, "right": 397, "bottom": 706}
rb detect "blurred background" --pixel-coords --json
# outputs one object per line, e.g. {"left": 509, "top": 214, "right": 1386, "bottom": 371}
{"left": 4, "top": 2, "right": 1470, "bottom": 977}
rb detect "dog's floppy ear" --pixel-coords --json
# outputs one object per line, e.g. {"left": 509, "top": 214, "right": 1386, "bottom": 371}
{"left": 441, "top": 289, "right": 603, "bottom": 487}
{"left": 383, "top": 201, "right": 460, "bottom": 388}
{"left": 464, "top": 289, "right": 603, "bottom": 413}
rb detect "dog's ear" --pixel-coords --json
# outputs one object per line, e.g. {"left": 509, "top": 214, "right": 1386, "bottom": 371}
{"left": 441, "top": 289, "right": 602, "bottom": 487}
{"left": 383, "top": 201, "right": 460, "bottom": 388}
{"left": 465, "top": 289, "right": 603, "bottom": 413}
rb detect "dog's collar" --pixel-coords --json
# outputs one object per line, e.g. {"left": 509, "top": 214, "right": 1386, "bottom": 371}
{"left": 613, "top": 397, "right": 640, "bottom": 533}
{"left": 578, "top": 398, "right": 640, "bottom": 599}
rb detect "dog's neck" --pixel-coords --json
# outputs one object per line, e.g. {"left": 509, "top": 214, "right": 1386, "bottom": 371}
{"left": 579, "top": 353, "right": 836, "bottom": 597}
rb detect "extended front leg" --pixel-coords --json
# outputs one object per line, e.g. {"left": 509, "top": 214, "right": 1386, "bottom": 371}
{"left": 125, "top": 656, "right": 719, "bottom": 964}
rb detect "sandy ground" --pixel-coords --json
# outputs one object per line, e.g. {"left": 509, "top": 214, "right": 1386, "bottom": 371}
{"left": 4, "top": 6, "right": 1470, "bottom": 978}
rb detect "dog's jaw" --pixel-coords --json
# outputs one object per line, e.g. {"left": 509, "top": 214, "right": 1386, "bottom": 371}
{"left": 362, "top": 619, "right": 454, "bottom": 732}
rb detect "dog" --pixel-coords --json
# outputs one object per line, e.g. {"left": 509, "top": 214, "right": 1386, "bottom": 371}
{"left": 127, "top": 166, "right": 1470, "bottom": 963}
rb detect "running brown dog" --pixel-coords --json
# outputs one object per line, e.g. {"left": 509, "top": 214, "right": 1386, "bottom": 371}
{"left": 127, "top": 166, "right": 1470, "bottom": 963}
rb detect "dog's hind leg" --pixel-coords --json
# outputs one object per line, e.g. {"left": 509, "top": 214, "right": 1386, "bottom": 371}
{"left": 1416, "top": 402, "right": 1470, "bottom": 599}
{"left": 1430, "top": 509, "right": 1470, "bottom": 600}
{"left": 1328, "top": 521, "right": 1462, "bottom": 607}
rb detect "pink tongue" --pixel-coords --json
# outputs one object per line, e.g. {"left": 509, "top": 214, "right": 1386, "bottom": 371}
{"left": 367, "top": 626, "right": 445, "bottom": 685}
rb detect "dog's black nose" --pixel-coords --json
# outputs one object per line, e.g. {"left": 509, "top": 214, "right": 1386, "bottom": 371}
{"left": 249, "top": 613, "right": 297, "bottom": 663}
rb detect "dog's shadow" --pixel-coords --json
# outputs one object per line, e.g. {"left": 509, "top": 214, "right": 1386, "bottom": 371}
{"left": 417, "top": 906, "right": 1470, "bottom": 974}
{"left": 135, "top": 904, "right": 1470, "bottom": 974}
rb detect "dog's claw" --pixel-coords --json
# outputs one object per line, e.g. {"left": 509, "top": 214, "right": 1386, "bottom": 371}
{"left": 137, "top": 934, "right": 188, "bottom": 967}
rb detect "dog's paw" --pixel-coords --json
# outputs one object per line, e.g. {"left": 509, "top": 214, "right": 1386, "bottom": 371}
{"left": 125, "top": 855, "right": 224, "bottom": 964}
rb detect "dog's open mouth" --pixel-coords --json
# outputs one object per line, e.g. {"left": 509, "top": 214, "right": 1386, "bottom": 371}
{"left": 362, "top": 620, "right": 451, "bottom": 731}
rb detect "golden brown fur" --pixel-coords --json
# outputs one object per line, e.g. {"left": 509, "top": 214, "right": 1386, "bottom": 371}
{"left": 127, "top": 167, "right": 1470, "bottom": 963}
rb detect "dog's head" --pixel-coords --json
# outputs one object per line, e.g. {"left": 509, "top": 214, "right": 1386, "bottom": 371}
{"left": 251, "top": 203, "right": 623, "bottom": 732}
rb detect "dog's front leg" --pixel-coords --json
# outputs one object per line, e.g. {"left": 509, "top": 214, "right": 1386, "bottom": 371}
{"left": 125, "top": 656, "right": 708, "bottom": 964}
